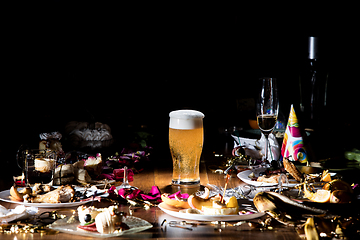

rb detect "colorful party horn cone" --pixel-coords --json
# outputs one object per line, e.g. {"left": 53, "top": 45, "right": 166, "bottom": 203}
{"left": 280, "top": 104, "right": 308, "bottom": 163}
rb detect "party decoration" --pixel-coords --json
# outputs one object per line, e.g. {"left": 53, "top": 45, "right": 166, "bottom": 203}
{"left": 280, "top": 105, "right": 308, "bottom": 163}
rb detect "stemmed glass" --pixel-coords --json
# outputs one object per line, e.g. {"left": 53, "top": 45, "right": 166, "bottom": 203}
{"left": 117, "top": 166, "right": 132, "bottom": 189}
{"left": 256, "top": 77, "right": 279, "bottom": 163}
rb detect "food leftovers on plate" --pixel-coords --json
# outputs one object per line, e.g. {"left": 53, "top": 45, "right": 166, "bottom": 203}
{"left": 246, "top": 158, "right": 305, "bottom": 184}
{"left": 302, "top": 179, "right": 354, "bottom": 203}
{"left": 77, "top": 205, "right": 129, "bottom": 234}
{"left": 160, "top": 188, "right": 254, "bottom": 216}
{"left": 247, "top": 168, "right": 288, "bottom": 184}
{"left": 10, "top": 184, "right": 75, "bottom": 203}
{"left": 51, "top": 154, "right": 102, "bottom": 186}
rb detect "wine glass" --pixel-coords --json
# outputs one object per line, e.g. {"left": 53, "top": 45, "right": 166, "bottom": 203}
{"left": 256, "top": 77, "right": 279, "bottom": 163}
{"left": 117, "top": 166, "right": 132, "bottom": 189}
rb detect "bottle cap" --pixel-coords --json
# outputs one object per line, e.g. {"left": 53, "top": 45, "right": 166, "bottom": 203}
{"left": 308, "top": 36, "right": 318, "bottom": 59}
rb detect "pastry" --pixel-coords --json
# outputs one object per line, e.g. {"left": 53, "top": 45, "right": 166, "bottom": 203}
{"left": 34, "top": 158, "right": 55, "bottom": 173}
{"left": 74, "top": 169, "right": 91, "bottom": 184}
{"left": 52, "top": 164, "right": 74, "bottom": 185}
{"left": 77, "top": 206, "right": 103, "bottom": 225}
{"left": 77, "top": 205, "right": 129, "bottom": 233}
{"left": 84, "top": 154, "right": 102, "bottom": 176}
{"left": 187, "top": 194, "right": 239, "bottom": 215}
{"left": 52, "top": 161, "right": 92, "bottom": 185}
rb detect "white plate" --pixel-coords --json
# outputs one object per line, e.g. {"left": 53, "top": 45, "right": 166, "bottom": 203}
{"left": 237, "top": 168, "right": 298, "bottom": 187}
{"left": 237, "top": 168, "right": 336, "bottom": 187}
{"left": 49, "top": 215, "right": 152, "bottom": 238}
{"left": 158, "top": 202, "right": 264, "bottom": 221}
{"left": 89, "top": 179, "right": 116, "bottom": 188}
{"left": 0, "top": 187, "right": 108, "bottom": 208}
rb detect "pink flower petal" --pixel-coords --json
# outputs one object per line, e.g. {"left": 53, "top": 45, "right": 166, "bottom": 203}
{"left": 140, "top": 186, "right": 161, "bottom": 201}
{"left": 140, "top": 194, "right": 159, "bottom": 200}
{"left": 108, "top": 186, "right": 116, "bottom": 194}
{"left": 149, "top": 186, "right": 161, "bottom": 196}
{"left": 113, "top": 168, "right": 134, "bottom": 182}
{"left": 117, "top": 188, "right": 128, "bottom": 198}
{"left": 168, "top": 191, "right": 189, "bottom": 200}
{"left": 127, "top": 189, "right": 141, "bottom": 200}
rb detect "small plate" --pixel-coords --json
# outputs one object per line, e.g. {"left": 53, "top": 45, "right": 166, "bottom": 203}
{"left": 49, "top": 215, "right": 152, "bottom": 238}
{"left": 158, "top": 202, "right": 264, "bottom": 221}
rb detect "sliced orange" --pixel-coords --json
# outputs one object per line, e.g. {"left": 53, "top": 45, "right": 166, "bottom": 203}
{"left": 9, "top": 186, "right": 24, "bottom": 201}
{"left": 321, "top": 173, "right": 331, "bottom": 182}
{"left": 310, "top": 189, "right": 331, "bottom": 203}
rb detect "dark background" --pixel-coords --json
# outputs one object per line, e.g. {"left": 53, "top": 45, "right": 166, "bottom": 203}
{"left": 1, "top": 3, "right": 359, "bottom": 183}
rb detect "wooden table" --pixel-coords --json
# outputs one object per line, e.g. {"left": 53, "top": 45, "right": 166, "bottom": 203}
{"left": 0, "top": 155, "right": 301, "bottom": 240}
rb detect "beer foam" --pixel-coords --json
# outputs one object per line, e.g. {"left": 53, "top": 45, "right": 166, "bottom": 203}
{"left": 169, "top": 110, "right": 204, "bottom": 130}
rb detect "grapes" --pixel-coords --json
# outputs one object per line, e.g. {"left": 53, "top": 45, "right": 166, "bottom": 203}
{"left": 84, "top": 214, "right": 92, "bottom": 222}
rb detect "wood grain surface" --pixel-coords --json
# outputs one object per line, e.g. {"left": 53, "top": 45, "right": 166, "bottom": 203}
{"left": 0, "top": 154, "right": 301, "bottom": 240}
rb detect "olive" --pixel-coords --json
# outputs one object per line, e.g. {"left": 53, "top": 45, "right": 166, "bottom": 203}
{"left": 84, "top": 214, "right": 92, "bottom": 222}
{"left": 259, "top": 172, "right": 266, "bottom": 176}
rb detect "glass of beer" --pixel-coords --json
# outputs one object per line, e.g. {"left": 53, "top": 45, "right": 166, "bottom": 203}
{"left": 169, "top": 110, "right": 204, "bottom": 185}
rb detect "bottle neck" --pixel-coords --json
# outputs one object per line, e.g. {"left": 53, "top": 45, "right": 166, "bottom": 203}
{"left": 308, "top": 58, "right": 319, "bottom": 71}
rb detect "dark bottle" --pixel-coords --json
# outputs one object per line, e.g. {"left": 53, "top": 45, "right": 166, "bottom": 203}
{"left": 298, "top": 36, "right": 328, "bottom": 131}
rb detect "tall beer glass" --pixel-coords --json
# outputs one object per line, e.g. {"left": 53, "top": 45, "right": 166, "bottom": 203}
{"left": 169, "top": 110, "right": 204, "bottom": 185}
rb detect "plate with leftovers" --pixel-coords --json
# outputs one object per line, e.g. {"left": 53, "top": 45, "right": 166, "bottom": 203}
{"left": 0, "top": 185, "right": 108, "bottom": 208}
{"left": 158, "top": 202, "right": 264, "bottom": 222}
{"left": 238, "top": 167, "right": 298, "bottom": 187}
{"left": 49, "top": 205, "right": 152, "bottom": 238}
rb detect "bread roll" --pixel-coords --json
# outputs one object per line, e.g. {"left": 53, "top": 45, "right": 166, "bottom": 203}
{"left": 75, "top": 168, "right": 91, "bottom": 184}
{"left": 35, "top": 158, "right": 55, "bottom": 173}
{"left": 52, "top": 164, "right": 74, "bottom": 185}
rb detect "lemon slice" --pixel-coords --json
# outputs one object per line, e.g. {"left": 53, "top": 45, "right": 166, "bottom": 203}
{"left": 320, "top": 170, "right": 331, "bottom": 182}
{"left": 226, "top": 196, "right": 239, "bottom": 212}
{"left": 311, "top": 189, "right": 331, "bottom": 203}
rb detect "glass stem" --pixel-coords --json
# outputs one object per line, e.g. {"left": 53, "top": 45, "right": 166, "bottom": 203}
{"left": 264, "top": 133, "right": 269, "bottom": 162}
{"left": 123, "top": 166, "right": 129, "bottom": 184}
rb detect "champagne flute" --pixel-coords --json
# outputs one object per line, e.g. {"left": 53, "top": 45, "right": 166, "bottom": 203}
{"left": 256, "top": 77, "right": 279, "bottom": 163}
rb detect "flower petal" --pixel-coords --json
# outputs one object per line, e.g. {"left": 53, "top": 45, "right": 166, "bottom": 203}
{"left": 168, "top": 191, "right": 189, "bottom": 199}
{"left": 141, "top": 193, "right": 160, "bottom": 200}
{"left": 117, "top": 188, "right": 127, "bottom": 198}
{"left": 149, "top": 186, "right": 161, "bottom": 196}
{"left": 139, "top": 186, "right": 161, "bottom": 201}
{"left": 99, "top": 173, "right": 115, "bottom": 180}
{"left": 127, "top": 189, "right": 141, "bottom": 200}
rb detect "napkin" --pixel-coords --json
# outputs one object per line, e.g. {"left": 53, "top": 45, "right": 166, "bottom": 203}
{"left": 280, "top": 104, "right": 308, "bottom": 163}
{"left": 232, "top": 133, "right": 280, "bottom": 161}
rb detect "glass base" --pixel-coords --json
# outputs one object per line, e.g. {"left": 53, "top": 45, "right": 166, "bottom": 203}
{"left": 172, "top": 179, "right": 200, "bottom": 186}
